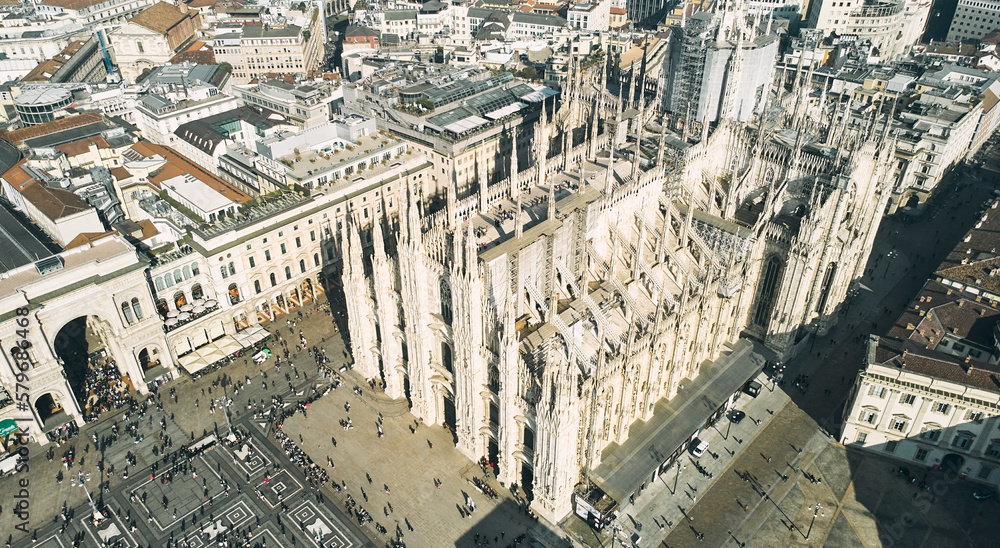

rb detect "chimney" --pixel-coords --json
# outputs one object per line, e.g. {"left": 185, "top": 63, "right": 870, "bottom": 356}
{"left": 919, "top": 310, "right": 926, "bottom": 316}
{"left": 957, "top": 301, "right": 964, "bottom": 307}
{"left": 907, "top": 322, "right": 916, "bottom": 330}
{"left": 178, "top": 0, "right": 188, "bottom": 14}
{"left": 965, "top": 355, "right": 972, "bottom": 363}
{"left": 947, "top": 289, "right": 953, "bottom": 295}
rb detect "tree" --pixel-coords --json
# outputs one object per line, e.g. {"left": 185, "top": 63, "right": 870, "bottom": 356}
{"left": 418, "top": 97, "right": 435, "bottom": 111}
{"left": 516, "top": 66, "right": 540, "bottom": 81}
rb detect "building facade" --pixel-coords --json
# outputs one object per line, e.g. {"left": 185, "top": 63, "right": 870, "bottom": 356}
{"left": 946, "top": 0, "right": 1000, "bottom": 41}
{"left": 213, "top": 10, "right": 324, "bottom": 84}
{"left": 842, "top": 281, "right": 1000, "bottom": 485}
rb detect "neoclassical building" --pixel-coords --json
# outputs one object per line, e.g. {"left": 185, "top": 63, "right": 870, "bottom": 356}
{"left": 0, "top": 155, "right": 430, "bottom": 441}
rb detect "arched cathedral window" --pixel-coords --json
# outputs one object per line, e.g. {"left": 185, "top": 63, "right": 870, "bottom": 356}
{"left": 751, "top": 255, "right": 785, "bottom": 329}
{"left": 440, "top": 279, "right": 452, "bottom": 325}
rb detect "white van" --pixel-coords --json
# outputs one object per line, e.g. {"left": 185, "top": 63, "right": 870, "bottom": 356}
{"left": 690, "top": 438, "right": 709, "bottom": 457}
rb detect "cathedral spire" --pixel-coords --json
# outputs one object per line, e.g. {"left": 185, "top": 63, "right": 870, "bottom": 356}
{"left": 477, "top": 148, "right": 488, "bottom": 212}
{"left": 372, "top": 204, "right": 385, "bottom": 256}
{"left": 631, "top": 69, "right": 646, "bottom": 181}
{"left": 447, "top": 164, "right": 458, "bottom": 230}
{"left": 510, "top": 128, "right": 519, "bottom": 198}
{"left": 547, "top": 176, "right": 556, "bottom": 221}
{"left": 656, "top": 120, "right": 668, "bottom": 168}
{"left": 515, "top": 183, "right": 524, "bottom": 239}
{"left": 407, "top": 180, "right": 422, "bottom": 247}
{"left": 537, "top": 99, "right": 548, "bottom": 184}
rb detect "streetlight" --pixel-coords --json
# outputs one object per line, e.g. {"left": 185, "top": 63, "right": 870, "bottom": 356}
{"left": 728, "top": 530, "right": 746, "bottom": 547}
{"left": 843, "top": 287, "right": 860, "bottom": 315}
{"left": 884, "top": 250, "right": 898, "bottom": 277}
{"left": 80, "top": 481, "right": 104, "bottom": 524}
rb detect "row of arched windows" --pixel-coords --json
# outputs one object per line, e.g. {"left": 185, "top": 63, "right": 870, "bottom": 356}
{"left": 154, "top": 262, "right": 200, "bottom": 291}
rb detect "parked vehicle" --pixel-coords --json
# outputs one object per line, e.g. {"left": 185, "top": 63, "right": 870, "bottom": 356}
{"left": 728, "top": 410, "right": 746, "bottom": 424}
{"left": 690, "top": 438, "right": 709, "bottom": 457}
{"left": 973, "top": 488, "right": 994, "bottom": 501}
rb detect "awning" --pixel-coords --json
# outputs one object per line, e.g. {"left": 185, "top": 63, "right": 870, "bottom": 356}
{"left": 589, "top": 339, "right": 767, "bottom": 503}
{"left": 177, "top": 352, "right": 211, "bottom": 374}
{"left": 234, "top": 326, "right": 270, "bottom": 348}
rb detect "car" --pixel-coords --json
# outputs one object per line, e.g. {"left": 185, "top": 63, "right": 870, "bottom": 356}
{"left": 728, "top": 410, "right": 746, "bottom": 424}
{"left": 973, "top": 488, "right": 995, "bottom": 501}
{"left": 690, "top": 438, "right": 709, "bottom": 457}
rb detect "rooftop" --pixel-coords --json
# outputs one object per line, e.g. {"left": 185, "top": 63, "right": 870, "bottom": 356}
{"left": 242, "top": 24, "right": 302, "bottom": 39}
{"left": 281, "top": 133, "right": 400, "bottom": 183}
{"left": 130, "top": 1, "right": 191, "bottom": 35}
{"left": 874, "top": 279, "right": 1000, "bottom": 394}
{"left": 0, "top": 200, "right": 61, "bottom": 272}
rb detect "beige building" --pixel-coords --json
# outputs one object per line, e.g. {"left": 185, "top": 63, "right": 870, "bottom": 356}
{"left": 842, "top": 281, "right": 1000, "bottom": 484}
{"left": 110, "top": 1, "right": 203, "bottom": 83}
{"left": 213, "top": 12, "right": 323, "bottom": 84}
{"left": 0, "top": 153, "right": 430, "bottom": 442}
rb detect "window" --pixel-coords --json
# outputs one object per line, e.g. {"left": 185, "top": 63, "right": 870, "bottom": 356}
{"left": 979, "top": 465, "right": 994, "bottom": 479}
{"left": 953, "top": 343, "right": 966, "bottom": 352}
{"left": 299, "top": 259, "right": 306, "bottom": 273}
{"left": 265, "top": 250, "right": 272, "bottom": 261}
{"left": 952, "top": 434, "right": 974, "bottom": 449}
{"left": 933, "top": 402, "right": 952, "bottom": 414}
{"left": 919, "top": 427, "right": 941, "bottom": 442}
{"left": 249, "top": 256, "right": 256, "bottom": 268}
{"left": 310, "top": 230, "right": 316, "bottom": 241}
{"left": 899, "top": 393, "right": 916, "bottom": 405}
{"left": 191, "top": 262, "right": 199, "bottom": 276}
{"left": 861, "top": 410, "right": 878, "bottom": 424}
{"left": 987, "top": 440, "right": 1000, "bottom": 458}
{"left": 295, "top": 237, "right": 301, "bottom": 248}
{"left": 314, "top": 253, "right": 320, "bottom": 267}
{"left": 137, "top": 41, "right": 144, "bottom": 53}
{"left": 285, "top": 266, "right": 292, "bottom": 280}
{"left": 220, "top": 266, "right": 228, "bottom": 279}
{"left": 967, "top": 410, "right": 985, "bottom": 423}
{"left": 121, "top": 302, "right": 135, "bottom": 324}
{"left": 884, "top": 440, "right": 897, "bottom": 453}
{"left": 229, "top": 262, "right": 236, "bottom": 276}
{"left": 280, "top": 243, "right": 287, "bottom": 254}
{"left": 254, "top": 280, "right": 262, "bottom": 294}
{"left": 155, "top": 277, "right": 165, "bottom": 291}
{"left": 270, "top": 273, "right": 277, "bottom": 287}
{"left": 183, "top": 265, "right": 191, "bottom": 279}
{"left": 890, "top": 418, "right": 908, "bottom": 432}
{"left": 869, "top": 385, "right": 887, "bottom": 398}
{"left": 131, "top": 297, "right": 143, "bottom": 320}
{"left": 914, "top": 448, "right": 928, "bottom": 462}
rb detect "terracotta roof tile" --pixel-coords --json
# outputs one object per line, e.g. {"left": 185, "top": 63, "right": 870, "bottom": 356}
{"left": 55, "top": 135, "right": 110, "bottom": 157}
{"left": 19, "top": 180, "right": 92, "bottom": 220}
{"left": 1, "top": 159, "right": 34, "bottom": 188}
{"left": 110, "top": 167, "right": 132, "bottom": 181}
{"left": 130, "top": 141, "right": 252, "bottom": 203}
{"left": 875, "top": 279, "right": 1000, "bottom": 392}
{"left": 130, "top": 2, "right": 188, "bottom": 34}
{"left": 39, "top": 0, "right": 105, "bottom": 10}
{"left": 2, "top": 113, "right": 104, "bottom": 146}
{"left": 66, "top": 231, "right": 115, "bottom": 249}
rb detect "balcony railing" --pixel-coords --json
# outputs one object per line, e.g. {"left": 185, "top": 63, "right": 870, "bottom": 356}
{"left": 163, "top": 302, "right": 221, "bottom": 333}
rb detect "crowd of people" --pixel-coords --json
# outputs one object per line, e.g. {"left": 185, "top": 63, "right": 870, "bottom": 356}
{"left": 82, "top": 352, "right": 133, "bottom": 423}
